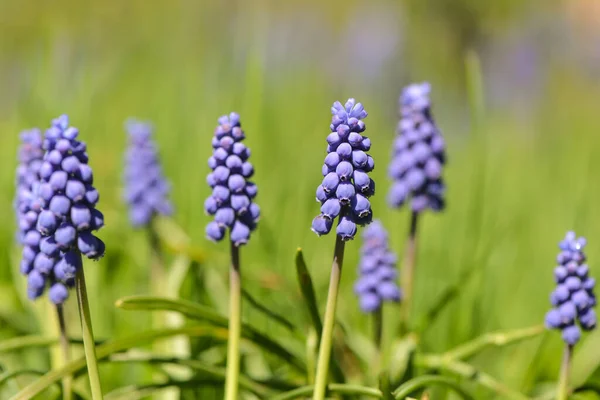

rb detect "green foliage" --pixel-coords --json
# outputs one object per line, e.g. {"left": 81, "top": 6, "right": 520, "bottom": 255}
{"left": 1, "top": 0, "right": 600, "bottom": 398}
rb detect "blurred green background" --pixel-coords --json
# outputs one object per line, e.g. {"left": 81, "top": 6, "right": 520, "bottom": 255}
{"left": 2, "top": 0, "right": 600, "bottom": 398}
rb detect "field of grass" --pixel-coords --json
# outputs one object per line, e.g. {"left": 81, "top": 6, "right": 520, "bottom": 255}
{"left": 1, "top": 0, "right": 600, "bottom": 399}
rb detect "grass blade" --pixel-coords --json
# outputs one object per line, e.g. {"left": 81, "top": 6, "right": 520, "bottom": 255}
{"left": 268, "top": 384, "right": 383, "bottom": 400}
{"left": 115, "top": 295, "right": 305, "bottom": 373}
{"left": 392, "top": 375, "right": 474, "bottom": 400}
{"left": 10, "top": 326, "right": 232, "bottom": 400}
{"left": 294, "top": 249, "right": 323, "bottom": 338}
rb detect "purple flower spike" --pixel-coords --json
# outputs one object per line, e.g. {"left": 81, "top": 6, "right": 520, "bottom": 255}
{"left": 312, "top": 99, "right": 374, "bottom": 241}
{"left": 124, "top": 119, "right": 173, "bottom": 227}
{"left": 205, "top": 113, "right": 259, "bottom": 246}
{"left": 354, "top": 220, "right": 402, "bottom": 313}
{"left": 16, "top": 115, "right": 106, "bottom": 305}
{"left": 388, "top": 83, "right": 446, "bottom": 213}
{"left": 546, "top": 231, "right": 596, "bottom": 345}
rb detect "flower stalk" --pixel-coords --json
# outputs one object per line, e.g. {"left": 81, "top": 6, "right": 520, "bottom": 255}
{"left": 224, "top": 241, "right": 242, "bottom": 400}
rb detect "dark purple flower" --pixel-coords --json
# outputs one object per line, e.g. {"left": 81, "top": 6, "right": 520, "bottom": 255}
{"left": 545, "top": 231, "right": 596, "bottom": 345}
{"left": 312, "top": 99, "right": 374, "bottom": 241}
{"left": 354, "top": 220, "right": 401, "bottom": 312}
{"left": 205, "top": 113, "right": 259, "bottom": 246}
{"left": 387, "top": 83, "right": 446, "bottom": 213}
{"left": 124, "top": 119, "right": 173, "bottom": 227}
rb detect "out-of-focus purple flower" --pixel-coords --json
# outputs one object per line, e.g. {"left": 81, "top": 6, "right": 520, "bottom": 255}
{"left": 123, "top": 119, "right": 173, "bottom": 227}
{"left": 15, "top": 129, "right": 44, "bottom": 244}
{"left": 354, "top": 220, "right": 401, "bottom": 312}
{"left": 21, "top": 115, "right": 105, "bottom": 304}
{"left": 311, "top": 99, "right": 374, "bottom": 241}
{"left": 387, "top": 83, "right": 446, "bottom": 213}
{"left": 205, "top": 113, "right": 259, "bottom": 246}
{"left": 545, "top": 231, "right": 596, "bottom": 345}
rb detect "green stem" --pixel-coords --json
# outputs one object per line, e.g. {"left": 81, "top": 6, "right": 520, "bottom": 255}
{"left": 557, "top": 345, "right": 572, "bottom": 400}
{"left": 271, "top": 384, "right": 382, "bottom": 400}
{"left": 313, "top": 235, "right": 346, "bottom": 400}
{"left": 56, "top": 305, "right": 73, "bottom": 400}
{"left": 443, "top": 324, "right": 545, "bottom": 360}
{"left": 400, "top": 212, "right": 419, "bottom": 333}
{"left": 372, "top": 307, "right": 383, "bottom": 379}
{"left": 75, "top": 262, "right": 103, "bottom": 400}
{"left": 392, "top": 375, "right": 474, "bottom": 400}
{"left": 416, "top": 355, "right": 528, "bottom": 400}
{"left": 374, "top": 307, "right": 383, "bottom": 350}
{"left": 224, "top": 241, "right": 242, "bottom": 400}
{"left": 306, "top": 329, "right": 318, "bottom": 385}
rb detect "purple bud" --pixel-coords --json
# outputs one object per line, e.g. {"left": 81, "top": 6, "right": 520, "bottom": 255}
{"left": 562, "top": 325, "right": 581, "bottom": 345}
{"left": 37, "top": 210, "right": 58, "bottom": 235}
{"left": 49, "top": 283, "right": 69, "bottom": 304}
{"left": 71, "top": 204, "right": 92, "bottom": 231}
{"left": 65, "top": 180, "right": 86, "bottom": 202}
{"left": 204, "top": 196, "right": 218, "bottom": 215}
{"left": 49, "top": 171, "right": 68, "bottom": 191}
{"left": 336, "top": 161, "right": 353, "bottom": 181}
{"left": 321, "top": 198, "right": 341, "bottom": 219}
{"left": 545, "top": 309, "right": 562, "bottom": 329}
{"left": 40, "top": 237, "right": 60, "bottom": 257}
{"left": 49, "top": 195, "right": 71, "bottom": 217}
{"left": 215, "top": 207, "right": 235, "bottom": 227}
{"left": 206, "top": 221, "right": 225, "bottom": 242}
{"left": 322, "top": 172, "right": 340, "bottom": 193}
{"left": 336, "top": 216, "right": 357, "bottom": 241}
{"left": 351, "top": 194, "right": 371, "bottom": 218}
{"left": 228, "top": 175, "right": 246, "bottom": 193}
{"left": 55, "top": 223, "right": 77, "bottom": 248}
{"left": 316, "top": 186, "right": 329, "bottom": 203}
{"left": 231, "top": 195, "right": 250, "bottom": 215}
{"left": 335, "top": 182, "right": 355, "bottom": 205}
{"left": 311, "top": 215, "right": 333, "bottom": 236}
{"left": 231, "top": 221, "right": 250, "bottom": 246}
{"left": 336, "top": 143, "right": 352, "bottom": 159}
{"left": 61, "top": 156, "right": 80, "bottom": 174}
{"left": 324, "top": 152, "right": 341, "bottom": 169}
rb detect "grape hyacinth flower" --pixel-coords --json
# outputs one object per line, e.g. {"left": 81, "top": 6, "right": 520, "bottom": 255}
{"left": 545, "top": 231, "right": 596, "bottom": 400}
{"left": 14, "top": 129, "right": 58, "bottom": 301}
{"left": 545, "top": 232, "right": 596, "bottom": 345}
{"left": 311, "top": 98, "right": 374, "bottom": 241}
{"left": 38, "top": 115, "right": 105, "bottom": 397}
{"left": 312, "top": 99, "right": 374, "bottom": 400}
{"left": 205, "top": 112, "right": 259, "bottom": 246}
{"left": 15, "top": 129, "right": 44, "bottom": 242}
{"left": 31, "top": 115, "right": 105, "bottom": 305}
{"left": 204, "top": 112, "right": 259, "bottom": 400}
{"left": 387, "top": 82, "right": 446, "bottom": 213}
{"left": 387, "top": 83, "right": 447, "bottom": 330}
{"left": 124, "top": 119, "right": 173, "bottom": 227}
{"left": 355, "top": 220, "right": 402, "bottom": 313}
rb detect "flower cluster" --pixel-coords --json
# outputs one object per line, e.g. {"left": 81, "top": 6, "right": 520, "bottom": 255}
{"left": 311, "top": 99, "right": 375, "bottom": 241}
{"left": 123, "top": 119, "right": 173, "bottom": 227}
{"left": 25, "top": 115, "right": 105, "bottom": 304}
{"left": 15, "top": 129, "right": 44, "bottom": 244}
{"left": 354, "top": 220, "right": 401, "bottom": 312}
{"left": 204, "top": 113, "right": 259, "bottom": 246}
{"left": 545, "top": 231, "right": 596, "bottom": 345}
{"left": 387, "top": 83, "right": 446, "bottom": 213}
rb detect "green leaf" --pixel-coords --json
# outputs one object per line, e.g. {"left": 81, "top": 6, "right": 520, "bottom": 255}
{"left": 388, "top": 334, "right": 417, "bottom": 385}
{"left": 442, "top": 325, "right": 544, "bottom": 360}
{"left": 241, "top": 288, "right": 303, "bottom": 339}
{"left": 115, "top": 295, "right": 306, "bottom": 373}
{"left": 0, "top": 335, "right": 97, "bottom": 354}
{"left": 294, "top": 249, "right": 323, "bottom": 338}
{"left": 571, "top": 329, "right": 600, "bottom": 388}
{"left": 268, "top": 384, "right": 383, "bottom": 400}
{"left": 106, "top": 354, "right": 277, "bottom": 397}
{"left": 10, "top": 326, "right": 232, "bottom": 400}
{"left": 392, "top": 375, "right": 474, "bottom": 400}
{"left": 0, "top": 370, "right": 47, "bottom": 387}
{"left": 104, "top": 379, "right": 225, "bottom": 400}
